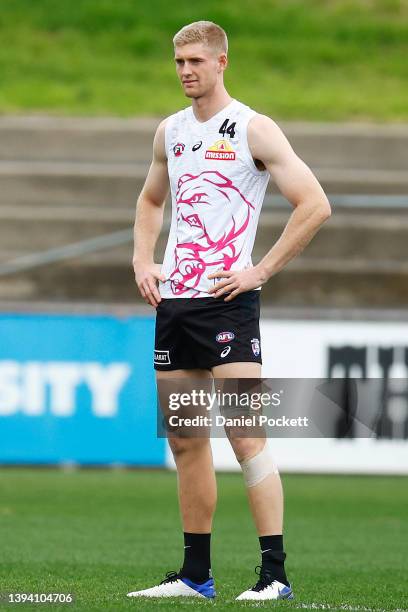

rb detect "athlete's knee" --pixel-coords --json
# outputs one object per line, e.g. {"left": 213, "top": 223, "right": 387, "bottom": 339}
{"left": 229, "top": 436, "right": 264, "bottom": 463}
{"left": 168, "top": 436, "right": 209, "bottom": 458}
{"left": 236, "top": 440, "right": 279, "bottom": 487}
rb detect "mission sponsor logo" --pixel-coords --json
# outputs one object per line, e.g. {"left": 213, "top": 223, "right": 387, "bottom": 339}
{"left": 216, "top": 331, "right": 235, "bottom": 343}
{"left": 205, "top": 139, "right": 236, "bottom": 161}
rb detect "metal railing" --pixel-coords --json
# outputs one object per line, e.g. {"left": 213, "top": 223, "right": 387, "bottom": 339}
{"left": 0, "top": 229, "right": 133, "bottom": 277}
{"left": 0, "top": 194, "right": 406, "bottom": 277}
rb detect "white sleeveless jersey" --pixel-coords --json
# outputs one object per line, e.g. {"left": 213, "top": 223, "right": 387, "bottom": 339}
{"left": 160, "top": 98, "right": 269, "bottom": 298}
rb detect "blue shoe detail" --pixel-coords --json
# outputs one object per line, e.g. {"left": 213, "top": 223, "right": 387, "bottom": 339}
{"left": 181, "top": 577, "right": 216, "bottom": 598}
{"left": 279, "top": 584, "right": 294, "bottom": 599}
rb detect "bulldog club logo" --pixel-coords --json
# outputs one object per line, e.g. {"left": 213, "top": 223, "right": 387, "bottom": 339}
{"left": 251, "top": 338, "right": 260, "bottom": 356}
{"left": 169, "top": 170, "right": 255, "bottom": 297}
{"left": 205, "top": 139, "right": 236, "bottom": 161}
{"left": 216, "top": 331, "right": 235, "bottom": 343}
{"left": 173, "top": 143, "right": 185, "bottom": 157}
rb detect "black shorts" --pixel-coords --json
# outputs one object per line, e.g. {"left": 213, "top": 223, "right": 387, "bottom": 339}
{"left": 154, "top": 290, "right": 262, "bottom": 371}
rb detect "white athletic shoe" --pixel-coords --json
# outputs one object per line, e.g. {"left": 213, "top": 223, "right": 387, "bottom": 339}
{"left": 127, "top": 571, "right": 216, "bottom": 599}
{"left": 236, "top": 566, "right": 294, "bottom": 601}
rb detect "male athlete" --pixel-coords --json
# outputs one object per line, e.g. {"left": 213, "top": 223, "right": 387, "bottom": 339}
{"left": 128, "top": 21, "right": 331, "bottom": 601}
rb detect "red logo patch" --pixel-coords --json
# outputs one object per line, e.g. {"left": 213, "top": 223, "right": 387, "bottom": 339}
{"left": 173, "top": 143, "right": 185, "bottom": 157}
{"left": 216, "top": 331, "right": 235, "bottom": 343}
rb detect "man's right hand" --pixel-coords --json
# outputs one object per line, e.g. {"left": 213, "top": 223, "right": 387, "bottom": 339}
{"left": 133, "top": 260, "right": 166, "bottom": 308}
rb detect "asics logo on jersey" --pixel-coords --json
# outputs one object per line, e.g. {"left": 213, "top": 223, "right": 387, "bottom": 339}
{"left": 192, "top": 141, "right": 202, "bottom": 151}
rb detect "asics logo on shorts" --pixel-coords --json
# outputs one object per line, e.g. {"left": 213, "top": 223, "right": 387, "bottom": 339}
{"left": 220, "top": 346, "right": 231, "bottom": 358}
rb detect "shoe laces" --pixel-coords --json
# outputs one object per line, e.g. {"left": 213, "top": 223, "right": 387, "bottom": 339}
{"left": 160, "top": 570, "right": 181, "bottom": 585}
{"left": 252, "top": 565, "right": 275, "bottom": 592}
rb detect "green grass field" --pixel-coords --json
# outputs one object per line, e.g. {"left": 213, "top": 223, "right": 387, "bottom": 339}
{"left": 0, "top": 469, "right": 407, "bottom": 611}
{"left": 0, "top": 0, "right": 407, "bottom": 120}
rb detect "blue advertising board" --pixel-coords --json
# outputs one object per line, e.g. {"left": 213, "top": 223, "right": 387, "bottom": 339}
{"left": 0, "top": 312, "right": 165, "bottom": 466}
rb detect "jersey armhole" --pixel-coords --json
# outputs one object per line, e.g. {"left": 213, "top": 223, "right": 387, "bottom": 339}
{"left": 242, "top": 111, "right": 269, "bottom": 177}
{"left": 164, "top": 116, "right": 173, "bottom": 160}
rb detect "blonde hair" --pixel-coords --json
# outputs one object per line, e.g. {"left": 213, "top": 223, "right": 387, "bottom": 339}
{"left": 173, "top": 21, "right": 228, "bottom": 55}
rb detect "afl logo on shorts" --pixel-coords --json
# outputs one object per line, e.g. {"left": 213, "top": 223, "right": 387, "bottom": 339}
{"left": 173, "top": 143, "right": 185, "bottom": 157}
{"left": 216, "top": 331, "right": 235, "bottom": 343}
{"left": 251, "top": 338, "right": 260, "bottom": 357}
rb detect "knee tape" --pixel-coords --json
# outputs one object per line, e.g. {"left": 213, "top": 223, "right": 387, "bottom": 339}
{"left": 239, "top": 442, "right": 278, "bottom": 487}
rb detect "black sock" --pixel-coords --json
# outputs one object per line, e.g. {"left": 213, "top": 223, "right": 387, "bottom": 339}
{"left": 180, "top": 532, "right": 211, "bottom": 584}
{"left": 259, "top": 535, "right": 289, "bottom": 586}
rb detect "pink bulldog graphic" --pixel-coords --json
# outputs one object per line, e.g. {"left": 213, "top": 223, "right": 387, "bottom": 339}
{"left": 169, "top": 170, "right": 255, "bottom": 297}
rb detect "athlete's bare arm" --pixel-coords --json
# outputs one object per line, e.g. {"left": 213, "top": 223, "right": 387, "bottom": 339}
{"left": 133, "top": 118, "right": 169, "bottom": 308}
{"left": 208, "top": 114, "right": 331, "bottom": 301}
{"left": 248, "top": 114, "right": 331, "bottom": 276}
